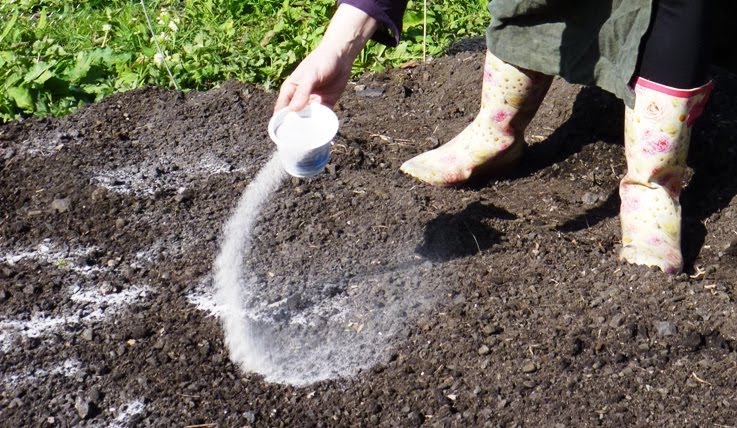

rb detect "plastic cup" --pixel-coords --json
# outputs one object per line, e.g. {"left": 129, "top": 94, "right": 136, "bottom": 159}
{"left": 268, "top": 103, "right": 339, "bottom": 178}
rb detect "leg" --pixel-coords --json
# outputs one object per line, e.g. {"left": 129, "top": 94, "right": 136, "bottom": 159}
{"left": 620, "top": 78, "right": 713, "bottom": 273}
{"left": 400, "top": 51, "right": 552, "bottom": 187}
{"left": 636, "top": 0, "right": 714, "bottom": 89}
{"left": 620, "top": 0, "right": 714, "bottom": 273}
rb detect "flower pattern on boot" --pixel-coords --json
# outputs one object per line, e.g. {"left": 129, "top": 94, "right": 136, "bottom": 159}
{"left": 399, "top": 51, "right": 552, "bottom": 186}
{"left": 619, "top": 77, "right": 714, "bottom": 274}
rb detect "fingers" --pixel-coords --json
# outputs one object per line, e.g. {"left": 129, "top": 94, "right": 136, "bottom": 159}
{"left": 274, "top": 80, "right": 298, "bottom": 113}
{"left": 288, "top": 78, "right": 315, "bottom": 111}
{"left": 275, "top": 76, "right": 317, "bottom": 112}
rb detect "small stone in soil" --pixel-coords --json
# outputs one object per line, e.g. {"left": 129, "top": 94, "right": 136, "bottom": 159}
{"left": 654, "top": 321, "right": 677, "bottom": 337}
{"left": 482, "top": 323, "right": 503, "bottom": 335}
{"left": 1, "top": 267, "right": 13, "bottom": 278}
{"left": 81, "top": 328, "right": 94, "bottom": 342}
{"left": 356, "top": 87, "right": 385, "bottom": 98}
{"left": 478, "top": 345, "right": 491, "bottom": 355}
{"left": 175, "top": 187, "right": 193, "bottom": 203}
{"left": 90, "top": 187, "right": 107, "bottom": 202}
{"left": 88, "top": 387, "right": 101, "bottom": 404}
{"left": 75, "top": 396, "right": 92, "bottom": 419}
{"left": 99, "top": 282, "right": 116, "bottom": 295}
{"left": 522, "top": 363, "right": 538, "bottom": 373}
{"left": 581, "top": 191, "right": 607, "bottom": 206}
{"left": 51, "top": 198, "right": 71, "bottom": 213}
{"left": 243, "top": 411, "right": 256, "bottom": 423}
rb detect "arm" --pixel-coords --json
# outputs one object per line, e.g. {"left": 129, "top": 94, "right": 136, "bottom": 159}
{"left": 339, "top": 0, "right": 408, "bottom": 47}
{"left": 274, "top": 4, "right": 379, "bottom": 112}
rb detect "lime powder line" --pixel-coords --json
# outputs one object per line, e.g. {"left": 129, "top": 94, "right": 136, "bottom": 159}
{"left": 214, "top": 154, "right": 286, "bottom": 376}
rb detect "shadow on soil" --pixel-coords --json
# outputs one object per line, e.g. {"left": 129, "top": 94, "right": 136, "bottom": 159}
{"left": 416, "top": 201, "right": 515, "bottom": 262}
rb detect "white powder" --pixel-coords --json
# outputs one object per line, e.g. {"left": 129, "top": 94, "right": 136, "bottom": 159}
{"left": 214, "top": 154, "right": 287, "bottom": 375}
{"left": 212, "top": 152, "right": 442, "bottom": 386}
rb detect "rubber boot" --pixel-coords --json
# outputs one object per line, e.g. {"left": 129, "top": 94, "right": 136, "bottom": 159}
{"left": 619, "top": 77, "right": 713, "bottom": 274}
{"left": 400, "top": 51, "right": 552, "bottom": 186}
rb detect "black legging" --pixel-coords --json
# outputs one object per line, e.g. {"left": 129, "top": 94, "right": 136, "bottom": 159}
{"left": 636, "top": 0, "right": 714, "bottom": 88}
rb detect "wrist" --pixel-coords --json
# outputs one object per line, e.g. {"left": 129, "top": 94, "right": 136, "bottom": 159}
{"left": 320, "top": 3, "right": 378, "bottom": 60}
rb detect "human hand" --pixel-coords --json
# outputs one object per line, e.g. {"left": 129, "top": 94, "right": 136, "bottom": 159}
{"left": 274, "top": 45, "right": 354, "bottom": 112}
{"left": 273, "top": 4, "right": 378, "bottom": 113}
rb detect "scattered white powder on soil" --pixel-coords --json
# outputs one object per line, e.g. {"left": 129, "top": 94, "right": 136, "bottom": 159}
{"left": 3, "top": 358, "right": 83, "bottom": 388}
{"left": 211, "top": 154, "right": 439, "bottom": 386}
{"left": 0, "top": 285, "right": 150, "bottom": 353}
{"left": 1, "top": 239, "right": 101, "bottom": 276}
{"left": 92, "top": 152, "right": 246, "bottom": 195}
{"left": 110, "top": 399, "right": 146, "bottom": 427}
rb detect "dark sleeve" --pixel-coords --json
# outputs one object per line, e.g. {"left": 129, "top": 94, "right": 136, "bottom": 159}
{"left": 337, "top": 0, "right": 409, "bottom": 47}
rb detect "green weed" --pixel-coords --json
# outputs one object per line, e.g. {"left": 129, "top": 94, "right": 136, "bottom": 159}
{"left": 0, "top": 0, "right": 488, "bottom": 121}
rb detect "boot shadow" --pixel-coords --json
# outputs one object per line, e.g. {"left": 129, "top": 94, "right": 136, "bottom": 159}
{"left": 681, "top": 69, "right": 737, "bottom": 270}
{"left": 556, "top": 190, "right": 621, "bottom": 233}
{"left": 463, "top": 85, "right": 625, "bottom": 237}
{"left": 416, "top": 201, "right": 514, "bottom": 262}
{"left": 517, "top": 85, "right": 623, "bottom": 178}
{"left": 467, "top": 84, "right": 624, "bottom": 193}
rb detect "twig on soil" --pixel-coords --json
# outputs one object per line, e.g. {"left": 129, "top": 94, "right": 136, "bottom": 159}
{"left": 462, "top": 221, "right": 481, "bottom": 254}
{"left": 691, "top": 372, "right": 712, "bottom": 386}
{"left": 177, "top": 393, "right": 201, "bottom": 399}
{"left": 332, "top": 143, "right": 349, "bottom": 154}
{"left": 689, "top": 266, "right": 706, "bottom": 279}
{"left": 369, "top": 133, "right": 413, "bottom": 145}
{"left": 529, "top": 134, "right": 546, "bottom": 143}
{"left": 329, "top": 209, "right": 345, "bottom": 219}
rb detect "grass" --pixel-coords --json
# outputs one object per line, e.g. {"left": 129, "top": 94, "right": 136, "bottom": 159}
{"left": 0, "top": 0, "right": 488, "bottom": 121}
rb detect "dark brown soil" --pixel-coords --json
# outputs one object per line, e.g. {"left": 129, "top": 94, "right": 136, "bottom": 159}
{"left": 2, "top": 44, "right": 737, "bottom": 427}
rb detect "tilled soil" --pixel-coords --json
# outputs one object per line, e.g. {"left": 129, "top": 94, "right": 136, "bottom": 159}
{"left": 1, "top": 44, "right": 737, "bottom": 427}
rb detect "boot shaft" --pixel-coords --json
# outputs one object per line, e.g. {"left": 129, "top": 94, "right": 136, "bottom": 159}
{"left": 618, "top": 77, "right": 714, "bottom": 274}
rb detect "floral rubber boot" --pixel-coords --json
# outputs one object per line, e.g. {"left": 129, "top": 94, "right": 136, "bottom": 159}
{"left": 400, "top": 51, "right": 552, "bottom": 186}
{"left": 619, "top": 77, "right": 714, "bottom": 274}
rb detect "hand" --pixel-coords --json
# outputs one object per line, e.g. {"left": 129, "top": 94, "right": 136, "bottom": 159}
{"left": 273, "top": 4, "right": 378, "bottom": 112}
{"left": 274, "top": 44, "right": 353, "bottom": 112}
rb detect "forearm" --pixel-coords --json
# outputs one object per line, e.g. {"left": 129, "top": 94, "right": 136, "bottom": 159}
{"left": 273, "top": 4, "right": 380, "bottom": 111}
{"left": 318, "top": 3, "right": 379, "bottom": 60}
{"left": 338, "top": 0, "right": 409, "bottom": 46}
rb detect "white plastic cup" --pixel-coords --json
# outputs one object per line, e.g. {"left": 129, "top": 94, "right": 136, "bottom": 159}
{"left": 268, "top": 103, "right": 339, "bottom": 178}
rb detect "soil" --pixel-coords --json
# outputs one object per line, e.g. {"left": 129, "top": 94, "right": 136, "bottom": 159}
{"left": 2, "top": 41, "right": 737, "bottom": 427}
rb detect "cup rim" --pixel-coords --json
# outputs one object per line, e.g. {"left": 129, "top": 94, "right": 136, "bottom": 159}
{"left": 268, "top": 103, "right": 339, "bottom": 150}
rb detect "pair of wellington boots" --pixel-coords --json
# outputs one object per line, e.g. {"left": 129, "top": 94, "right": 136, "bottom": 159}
{"left": 400, "top": 51, "right": 713, "bottom": 274}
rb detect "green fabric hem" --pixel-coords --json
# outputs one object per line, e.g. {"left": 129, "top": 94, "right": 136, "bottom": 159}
{"left": 484, "top": 0, "right": 655, "bottom": 108}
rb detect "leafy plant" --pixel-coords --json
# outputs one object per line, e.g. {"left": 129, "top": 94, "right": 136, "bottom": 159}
{"left": 0, "top": 0, "right": 489, "bottom": 121}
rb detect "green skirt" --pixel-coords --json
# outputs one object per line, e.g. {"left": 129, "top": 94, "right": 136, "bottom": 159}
{"left": 486, "top": 0, "right": 737, "bottom": 107}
